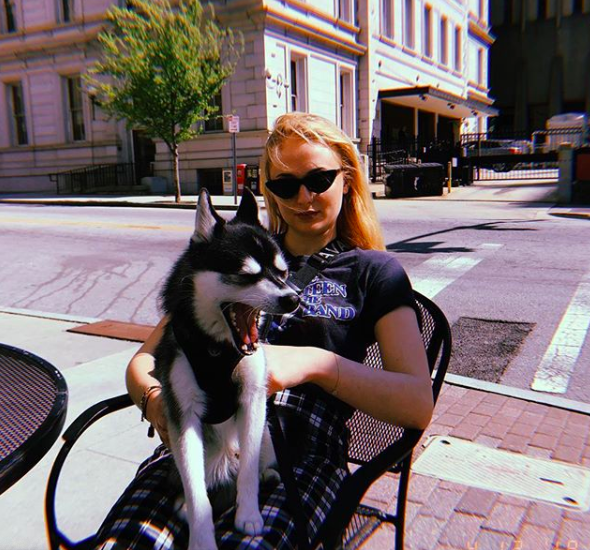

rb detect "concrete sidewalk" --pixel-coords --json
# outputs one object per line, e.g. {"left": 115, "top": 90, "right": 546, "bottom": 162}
{"left": 1, "top": 179, "right": 589, "bottom": 218}
{"left": 1, "top": 309, "right": 589, "bottom": 550}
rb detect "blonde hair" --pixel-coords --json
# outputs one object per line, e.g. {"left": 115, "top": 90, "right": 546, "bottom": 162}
{"left": 261, "top": 112, "right": 385, "bottom": 251}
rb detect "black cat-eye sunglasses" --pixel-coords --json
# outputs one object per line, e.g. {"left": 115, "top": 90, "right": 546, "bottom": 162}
{"left": 264, "top": 169, "right": 342, "bottom": 200}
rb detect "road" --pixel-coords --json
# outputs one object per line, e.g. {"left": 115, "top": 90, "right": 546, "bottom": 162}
{"left": 0, "top": 199, "right": 588, "bottom": 404}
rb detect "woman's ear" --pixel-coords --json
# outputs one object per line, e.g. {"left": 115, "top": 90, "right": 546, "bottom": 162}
{"left": 343, "top": 178, "right": 350, "bottom": 195}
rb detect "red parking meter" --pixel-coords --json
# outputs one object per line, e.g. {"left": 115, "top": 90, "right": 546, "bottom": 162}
{"left": 236, "top": 163, "right": 246, "bottom": 195}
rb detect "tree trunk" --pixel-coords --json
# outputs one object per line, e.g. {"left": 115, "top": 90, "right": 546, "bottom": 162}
{"left": 172, "top": 142, "right": 181, "bottom": 203}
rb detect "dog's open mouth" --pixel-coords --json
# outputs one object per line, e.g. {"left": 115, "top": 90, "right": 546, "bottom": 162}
{"left": 222, "top": 303, "right": 261, "bottom": 355}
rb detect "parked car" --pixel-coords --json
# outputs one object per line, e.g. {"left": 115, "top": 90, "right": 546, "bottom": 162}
{"left": 461, "top": 139, "right": 530, "bottom": 172}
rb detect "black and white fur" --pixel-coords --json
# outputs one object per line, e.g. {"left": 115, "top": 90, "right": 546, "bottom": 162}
{"left": 154, "top": 189, "right": 299, "bottom": 550}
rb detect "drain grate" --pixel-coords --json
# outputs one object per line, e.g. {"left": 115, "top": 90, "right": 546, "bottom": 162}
{"left": 412, "top": 436, "right": 590, "bottom": 511}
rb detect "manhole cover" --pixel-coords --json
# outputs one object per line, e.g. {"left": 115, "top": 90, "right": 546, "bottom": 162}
{"left": 412, "top": 436, "right": 590, "bottom": 511}
{"left": 449, "top": 317, "right": 535, "bottom": 382}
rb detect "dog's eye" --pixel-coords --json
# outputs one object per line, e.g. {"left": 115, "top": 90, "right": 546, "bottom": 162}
{"left": 239, "top": 258, "right": 262, "bottom": 276}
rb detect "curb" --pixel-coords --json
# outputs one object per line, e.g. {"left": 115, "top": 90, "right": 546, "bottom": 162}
{"left": 549, "top": 210, "right": 590, "bottom": 220}
{"left": 445, "top": 373, "right": 590, "bottom": 416}
{"left": 0, "top": 198, "right": 245, "bottom": 210}
{"left": 0, "top": 306, "right": 102, "bottom": 324}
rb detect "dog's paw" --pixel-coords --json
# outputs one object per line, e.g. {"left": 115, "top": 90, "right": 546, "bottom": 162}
{"left": 235, "top": 506, "right": 264, "bottom": 536}
{"left": 261, "top": 467, "right": 281, "bottom": 486}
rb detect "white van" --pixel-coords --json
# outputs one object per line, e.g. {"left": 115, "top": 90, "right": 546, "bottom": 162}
{"left": 533, "top": 113, "right": 588, "bottom": 152}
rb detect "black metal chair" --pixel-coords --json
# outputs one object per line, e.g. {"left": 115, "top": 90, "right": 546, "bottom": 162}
{"left": 45, "top": 291, "right": 451, "bottom": 550}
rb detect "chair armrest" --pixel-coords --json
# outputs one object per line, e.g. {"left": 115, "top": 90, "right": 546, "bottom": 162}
{"left": 45, "top": 394, "right": 134, "bottom": 550}
{"left": 312, "top": 428, "right": 423, "bottom": 550}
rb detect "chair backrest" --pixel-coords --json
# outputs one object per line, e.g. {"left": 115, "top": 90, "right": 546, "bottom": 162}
{"left": 346, "top": 291, "right": 451, "bottom": 467}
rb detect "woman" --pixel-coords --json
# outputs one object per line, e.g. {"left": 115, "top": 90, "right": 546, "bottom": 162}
{"left": 95, "top": 112, "right": 433, "bottom": 549}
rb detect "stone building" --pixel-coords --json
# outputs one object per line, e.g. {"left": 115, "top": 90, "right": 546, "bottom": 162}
{"left": 489, "top": 0, "right": 590, "bottom": 133}
{"left": 0, "top": 0, "right": 496, "bottom": 193}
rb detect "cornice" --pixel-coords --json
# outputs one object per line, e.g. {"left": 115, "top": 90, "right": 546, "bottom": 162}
{"left": 0, "top": 22, "right": 104, "bottom": 61}
{"left": 273, "top": 0, "right": 359, "bottom": 33}
{"left": 468, "top": 18, "right": 494, "bottom": 45}
{"left": 467, "top": 89, "right": 494, "bottom": 105}
{"left": 264, "top": 6, "right": 366, "bottom": 56}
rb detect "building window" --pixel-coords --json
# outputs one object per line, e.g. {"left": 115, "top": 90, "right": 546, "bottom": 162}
{"left": 381, "top": 0, "right": 394, "bottom": 38}
{"left": 290, "top": 54, "right": 307, "bottom": 112}
{"left": 204, "top": 92, "right": 223, "bottom": 132}
{"left": 7, "top": 83, "right": 28, "bottom": 145}
{"left": 440, "top": 16, "right": 448, "bottom": 65}
{"left": 477, "top": 48, "right": 485, "bottom": 86}
{"left": 537, "top": 0, "right": 548, "bottom": 18}
{"left": 404, "top": 0, "right": 414, "bottom": 49}
{"left": 454, "top": 25, "right": 462, "bottom": 71}
{"left": 59, "top": 0, "right": 74, "bottom": 22}
{"left": 65, "top": 76, "right": 86, "bottom": 142}
{"left": 423, "top": 5, "right": 432, "bottom": 58}
{"left": 338, "top": 0, "right": 353, "bottom": 23}
{"left": 338, "top": 69, "right": 354, "bottom": 136}
{"left": 1, "top": 0, "right": 17, "bottom": 32}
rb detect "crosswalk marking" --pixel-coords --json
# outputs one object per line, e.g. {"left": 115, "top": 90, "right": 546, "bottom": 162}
{"left": 531, "top": 270, "right": 590, "bottom": 394}
{"left": 408, "top": 243, "right": 503, "bottom": 299}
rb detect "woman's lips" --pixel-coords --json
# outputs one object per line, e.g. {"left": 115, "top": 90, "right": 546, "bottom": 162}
{"left": 295, "top": 210, "right": 319, "bottom": 219}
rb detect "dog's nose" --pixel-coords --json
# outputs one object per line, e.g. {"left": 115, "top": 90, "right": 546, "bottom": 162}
{"left": 279, "top": 293, "right": 300, "bottom": 312}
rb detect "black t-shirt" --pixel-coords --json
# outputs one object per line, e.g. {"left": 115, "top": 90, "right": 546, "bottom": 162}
{"left": 268, "top": 246, "right": 416, "bottom": 363}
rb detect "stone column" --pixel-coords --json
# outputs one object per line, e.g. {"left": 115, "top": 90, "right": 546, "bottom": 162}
{"left": 558, "top": 143, "right": 574, "bottom": 204}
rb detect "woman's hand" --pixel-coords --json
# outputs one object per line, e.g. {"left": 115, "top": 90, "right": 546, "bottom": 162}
{"left": 262, "top": 344, "right": 336, "bottom": 396}
{"left": 144, "top": 389, "right": 170, "bottom": 448}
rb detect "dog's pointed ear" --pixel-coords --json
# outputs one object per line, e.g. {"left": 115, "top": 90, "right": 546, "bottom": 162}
{"left": 192, "top": 188, "right": 225, "bottom": 243}
{"left": 235, "top": 188, "right": 261, "bottom": 226}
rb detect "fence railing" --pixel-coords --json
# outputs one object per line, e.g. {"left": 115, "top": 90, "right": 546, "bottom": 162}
{"left": 368, "top": 129, "right": 586, "bottom": 182}
{"left": 49, "top": 164, "right": 137, "bottom": 195}
{"left": 460, "top": 128, "right": 584, "bottom": 150}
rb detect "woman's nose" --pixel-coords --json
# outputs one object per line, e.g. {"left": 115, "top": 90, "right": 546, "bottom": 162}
{"left": 295, "top": 183, "right": 313, "bottom": 204}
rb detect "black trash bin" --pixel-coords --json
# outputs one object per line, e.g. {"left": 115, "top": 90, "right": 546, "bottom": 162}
{"left": 384, "top": 163, "right": 444, "bottom": 198}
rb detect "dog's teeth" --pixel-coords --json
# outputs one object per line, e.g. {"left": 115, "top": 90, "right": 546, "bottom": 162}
{"left": 241, "top": 344, "right": 248, "bottom": 352}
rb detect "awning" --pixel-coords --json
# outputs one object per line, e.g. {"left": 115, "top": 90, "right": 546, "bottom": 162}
{"left": 378, "top": 86, "right": 498, "bottom": 118}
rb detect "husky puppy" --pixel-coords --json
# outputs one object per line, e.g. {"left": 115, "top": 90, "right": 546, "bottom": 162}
{"left": 154, "top": 188, "right": 299, "bottom": 550}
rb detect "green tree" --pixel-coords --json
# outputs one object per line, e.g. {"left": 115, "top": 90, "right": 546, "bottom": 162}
{"left": 86, "top": 0, "right": 242, "bottom": 202}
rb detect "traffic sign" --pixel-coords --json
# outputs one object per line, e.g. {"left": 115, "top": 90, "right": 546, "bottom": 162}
{"left": 228, "top": 115, "right": 240, "bottom": 133}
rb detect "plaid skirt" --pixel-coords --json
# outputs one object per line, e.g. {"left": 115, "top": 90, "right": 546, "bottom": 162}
{"left": 94, "top": 387, "right": 351, "bottom": 550}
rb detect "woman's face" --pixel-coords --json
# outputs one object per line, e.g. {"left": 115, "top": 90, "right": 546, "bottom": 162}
{"left": 268, "top": 137, "right": 348, "bottom": 246}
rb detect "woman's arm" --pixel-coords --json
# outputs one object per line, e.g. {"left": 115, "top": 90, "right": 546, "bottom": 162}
{"left": 264, "top": 306, "right": 434, "bottom": 429}
{"left": 126, "top": 316, "right": 170, "bottom": 446}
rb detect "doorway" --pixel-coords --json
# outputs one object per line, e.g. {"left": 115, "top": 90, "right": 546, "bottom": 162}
{"left": 132, "top": 131, "right": 156, "bottom": 184}
{"left": 381, "top": 103, "right": 414, "bottom": 151}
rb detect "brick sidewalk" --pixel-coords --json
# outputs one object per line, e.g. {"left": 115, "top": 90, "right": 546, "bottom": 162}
{"left": 362, "top": 384, "right": 590, "bottom": 550}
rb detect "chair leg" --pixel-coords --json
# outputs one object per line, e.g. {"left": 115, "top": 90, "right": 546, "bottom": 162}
{"left": 394, "top": 456, "right": 413, "bottom": 550}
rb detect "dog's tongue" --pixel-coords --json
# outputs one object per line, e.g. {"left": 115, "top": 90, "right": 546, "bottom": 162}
{"left": 233, "top": 303, "right": 259, "bottom": 348}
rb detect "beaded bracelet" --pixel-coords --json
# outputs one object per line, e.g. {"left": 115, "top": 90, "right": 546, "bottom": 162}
{"left": 140, "top": 385, "right": 161, "bottom": 438}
